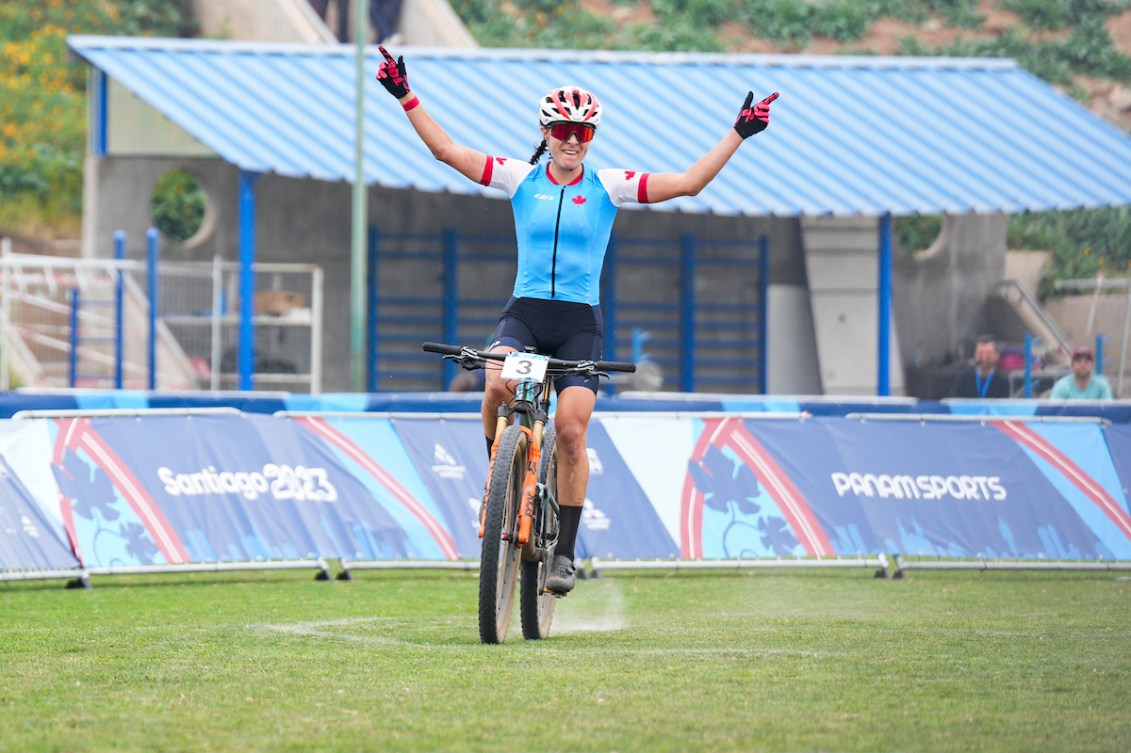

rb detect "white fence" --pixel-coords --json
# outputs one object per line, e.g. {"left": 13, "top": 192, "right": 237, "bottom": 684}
{"left": 0, "top": 240, "right": 323, "bottom": 393}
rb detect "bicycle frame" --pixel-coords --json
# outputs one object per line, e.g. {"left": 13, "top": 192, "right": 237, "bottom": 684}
{"left": 485, "top": 374, "right": 552, "bottom": 555}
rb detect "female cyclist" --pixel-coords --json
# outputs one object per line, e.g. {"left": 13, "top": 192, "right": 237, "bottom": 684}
{"left": 377, "top": 46, "right": 779, "bottom": 593}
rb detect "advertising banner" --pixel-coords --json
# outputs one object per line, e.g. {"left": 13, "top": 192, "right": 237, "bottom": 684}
{"left": 600, "top": 415, "right": 1131, "bottom": 561}
{"left": 40, "top": 414, "right": 465, "bottom": 568}
{"left": 2, "top": 412, "right": 1131, "bottom": 575}
{"left": 0, "top": 446, "right": 80, "bottom": 571}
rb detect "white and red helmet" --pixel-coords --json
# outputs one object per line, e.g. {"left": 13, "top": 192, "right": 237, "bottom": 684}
{"left": 538, "top": 86, "right": 602, "bottom": 129}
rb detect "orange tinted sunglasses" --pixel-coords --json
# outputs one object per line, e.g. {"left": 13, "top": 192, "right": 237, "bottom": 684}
{"left": 549, "top": 122, "right": 596, "bottom": 143}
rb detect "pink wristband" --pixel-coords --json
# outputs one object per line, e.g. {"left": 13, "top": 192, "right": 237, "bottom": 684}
{"left": 402, "top": 95, "right": 419, "bottom": 112}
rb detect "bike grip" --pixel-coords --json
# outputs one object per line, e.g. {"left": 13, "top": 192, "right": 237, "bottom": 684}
{"left": 595, "top": 360, "right": 636, "bottom": 373}
{"left": 422, "top": 342, "right": 462, "bottom": 355}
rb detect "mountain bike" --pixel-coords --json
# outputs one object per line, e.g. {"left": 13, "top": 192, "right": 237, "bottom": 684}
{"left": 423, "top": 342, "right": 635, "bottom": 644}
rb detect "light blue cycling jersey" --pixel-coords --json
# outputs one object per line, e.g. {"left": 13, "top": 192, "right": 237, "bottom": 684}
{"left": 480, "top": 157, "right": 650, "bottom": 305}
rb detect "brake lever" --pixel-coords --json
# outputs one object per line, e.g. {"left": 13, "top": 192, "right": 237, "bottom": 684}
{"left": 459, "top": 347, "right": 486, "bottom": 371}
{"left": 573, "top": 361, "right": 610, "bottom": 380}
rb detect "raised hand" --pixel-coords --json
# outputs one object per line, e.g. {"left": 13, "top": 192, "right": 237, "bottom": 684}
{"left": 376, "top": 45, "right": 411, "bottom": 99}
{"left": 734, "top": 91, "right": 779, "bottom": 138}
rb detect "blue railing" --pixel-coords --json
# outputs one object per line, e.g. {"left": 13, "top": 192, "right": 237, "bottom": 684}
{"left": 368, "top": 226, "right": 769, "bottom": 392}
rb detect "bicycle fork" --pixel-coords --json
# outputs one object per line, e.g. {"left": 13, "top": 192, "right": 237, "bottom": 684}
{"left": 478, "top": 414, "right": 542, "bottom": 547}
{"left": 517, "top": 421, "right": 544, "bottom": 547}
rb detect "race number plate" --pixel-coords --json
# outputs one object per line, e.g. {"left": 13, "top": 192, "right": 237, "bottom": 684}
{"left": 501, "top": 352, "right": 549, "bottom": 383}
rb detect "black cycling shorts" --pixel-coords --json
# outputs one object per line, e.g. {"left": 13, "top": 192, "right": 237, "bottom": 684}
{"left": 490, "top": 297, "right": 604, "bottom": 394}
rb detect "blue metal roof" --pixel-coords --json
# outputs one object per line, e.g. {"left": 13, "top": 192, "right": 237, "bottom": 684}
{"left": 68, "top": 36, "right": 1131, "bottom": 217}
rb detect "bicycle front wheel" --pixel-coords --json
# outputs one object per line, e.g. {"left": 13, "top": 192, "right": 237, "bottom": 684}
{"left": 521, "top": 423, "right": 558, "bottom": 640}
{"left": 479, "top": 424, "right": 527, "bottom": 644}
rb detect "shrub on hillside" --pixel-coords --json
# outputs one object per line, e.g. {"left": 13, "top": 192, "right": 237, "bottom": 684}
{"left": 0, "top": 0, "right": 195, "bottom": 225}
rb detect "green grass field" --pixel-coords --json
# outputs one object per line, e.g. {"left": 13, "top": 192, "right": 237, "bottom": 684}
{"left": 2, "top": 567, "right": 1129, "bottom": 753}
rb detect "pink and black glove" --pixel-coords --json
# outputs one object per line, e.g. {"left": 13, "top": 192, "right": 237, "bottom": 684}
{"left": 376, "top": 45, "right": 411, "bottom": 99}
{"left": 734, "top": 91, "right": 779, "bottom": 138}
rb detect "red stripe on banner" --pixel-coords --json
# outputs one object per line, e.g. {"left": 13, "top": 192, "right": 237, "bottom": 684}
{"left": 78, "top": 428, "right": 190, "bottom": 564}
{"left": 721, "top": 421, "right": 836, "bottom": 557}
{"left": 51, "top": 419, "right": 83, "bottom": 562}
{"left": 52, "top": 417, "right": 80, "bottom": 464}
{"left": 57, "top": 492, "right": 81, "bottom": 563}
{"left": 681, "top": 418, "right": 727, "bottom": 558}
{"left": 995, "top": 421, "right": 1131, "bottom": 541}
{"left": 298, "top": 417, "right": 460, "bottom": 560}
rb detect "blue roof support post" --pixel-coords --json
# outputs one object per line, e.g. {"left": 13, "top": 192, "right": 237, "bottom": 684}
{"left": 1024, "top": 333, "right": 1035, "bottom": 398}
{"left": 238, "top": 170, "right": 260, "bottom": 391}
{"left": 146, "top": 227, "right": 159, "bottom": 390}
{"left": 442, "top": 229, "right": 459, "bottom": 390}
{"left": 877, "top": 213, "right": 893, "bottom": 397}
{"left": 680, "top": 234, "right": 696, "bottom": 393}
{"left": 113, "top": 230, "right": 125, "bottom": 389}
{"left": 1096, "top": 334, "right": 1106, "bottom": 375}
{"left": 366, "top": 225, "right": 378, "bottom": 393}
{"left": 758, "top": 233, "right": 770, "bottom": 395}
{"left": 68, "top": 287, "right": 80, "bottom": 388}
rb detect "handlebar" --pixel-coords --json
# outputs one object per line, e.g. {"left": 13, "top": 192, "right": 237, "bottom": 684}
{"left": 422, "top": 342, "right": 636, "bottom": 374}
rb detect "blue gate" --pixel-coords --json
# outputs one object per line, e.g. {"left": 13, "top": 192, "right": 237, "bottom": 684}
{"left": 368, "top": 227, "right": 768, "bottom": 393}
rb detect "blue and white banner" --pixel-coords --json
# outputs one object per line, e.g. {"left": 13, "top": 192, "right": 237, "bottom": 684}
{"left": 2, "top": 412, "right": 1130, "bottom": 574}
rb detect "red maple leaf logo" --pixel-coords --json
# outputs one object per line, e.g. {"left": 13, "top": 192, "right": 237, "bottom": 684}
{"left": 572, "top": 195, "right": 587, "bottom": 205}
{"left": 495, "top": 157, "right": 507, "bottom": 165}
{"left": 624, "top": 170, "right": 636, "bottom": 180}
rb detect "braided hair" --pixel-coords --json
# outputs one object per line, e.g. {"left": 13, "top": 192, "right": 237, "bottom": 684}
{"left": 528, "top": 139, "right": 548, "bottom": 165}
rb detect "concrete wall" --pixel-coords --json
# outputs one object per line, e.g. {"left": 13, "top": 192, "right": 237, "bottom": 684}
{"left": 893, "top": 213, "right": 1009, "bottom": 370}
{"left": 801, "top": 216, "right": 905, "bottom": 396}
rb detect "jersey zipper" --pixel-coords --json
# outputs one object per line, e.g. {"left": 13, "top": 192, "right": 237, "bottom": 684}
{"left": 551, "top": 186, "right": 565, "bottom": 299}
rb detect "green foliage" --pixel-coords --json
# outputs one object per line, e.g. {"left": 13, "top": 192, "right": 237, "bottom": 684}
{"left": 898, "top": 18, "right": 1131, "bottom": 87}
{"left": 882, "top": 0, "right": 982, "bottom": 27}
{"left": 151, "top": 169, "right": 205, "bottom": 243}
{"left": 0, "top": 0, "right": 196, "bottom": 228}
{"left": 652, "top": 0, "right": 735, "bottom": 28}
{"left": 109, "top": 0, "right": 199, "bottom": 37}
{"left": 1007, "top": 207, "right": 1131, "bottom": 297}
{"left": 809, "top": 0, "right": 879, "bottom": 42}
{"left": 894, "top": 214, "right": 943, "bottom": 253}
{"left": 621, "top": 21, "right": 727, "bottom": 51}
{"left": 454, "top": 0, "right": 615, "bottom": 48}
{"left": 739, "top": 0, "right": 816, "bottom": 46}
{"left": 896, "top": 208, "right": 1131, "bottom": 299}
{"left": 998, "top": 0, "right": 1128, "bottom": 31}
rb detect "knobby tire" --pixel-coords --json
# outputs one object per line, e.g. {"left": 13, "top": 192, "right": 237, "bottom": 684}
{"left": 520, "top": 423, "right": 558, "bottom": 640}
{"left": 479, "top": 425, "right": 526, "bottom": 644}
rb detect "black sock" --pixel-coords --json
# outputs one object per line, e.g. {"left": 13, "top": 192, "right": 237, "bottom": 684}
{"left": 555, "top": 505, "right": 583, "bottom": 561}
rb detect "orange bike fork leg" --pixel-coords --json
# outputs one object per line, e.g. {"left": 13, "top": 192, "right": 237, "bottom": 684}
{"left": 478, "top": 416, "right": 511, "bottom": 539}
{"left": 516, "top": 425, "right": 543, "bottom": 546}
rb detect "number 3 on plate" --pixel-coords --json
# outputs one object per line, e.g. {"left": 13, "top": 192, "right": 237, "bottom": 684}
{"left": 501, "top": 352, "right": 549, "bottom": 382}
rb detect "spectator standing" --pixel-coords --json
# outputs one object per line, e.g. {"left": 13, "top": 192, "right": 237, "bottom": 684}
{"left": 952, "top": 334, "right": 1011, "bottom": 398}
{"left": 1050, "top": 347, "right": 1113, "bottom": 400}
